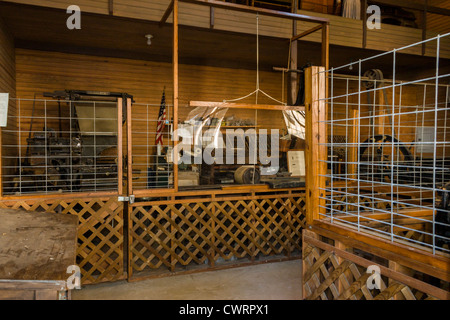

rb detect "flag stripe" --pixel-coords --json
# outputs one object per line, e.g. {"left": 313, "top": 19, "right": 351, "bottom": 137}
{"left": 156, "top": 90, "right": 166, "bottom": 147}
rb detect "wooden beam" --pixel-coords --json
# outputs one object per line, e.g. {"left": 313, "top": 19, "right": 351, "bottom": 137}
{"left": 321, "top": 22, "right": 329, "bottom": 72}
{"left": 189, "top": 101, "right": 305, "bottom": 111}
{"left": 126, "top": 98, "right": 133, "bottom": 196}
{"left": 210, "top": 7, "right": 215, "bottom": 29}
{"left": 311, "top": 221, "right": 450, "bottom": 282}
{"left": 0, "top": 126, "right": 3, "bottom": 198}
{"left": 290, "top": 24, "right": 322, "bottom": 42}
{"left": 362, "top": 0, "right": 367, "bottom": 48}
{"left": 160, "top": 0, "right": 175, "bottom": 27}
{"left": 331, "top": 208, "right": 434, "bottom": 224}
{"left": 117, "top": 98, "right": 123, "bottom": 196}
{"left": 173, "top": 0, "right": 179, "bottom": 192}
{"left": 179, "top": 0, "right": 330, "bottom": 24}
{"left": 288, "top": 0, "right": 298, "bottom": 106}
{"left": 108, "top": 0, "right": 114, "bottom": 15}
{"left": 348, "top": 108, "right": 358, "bottom": 178}
{"left": 305, "top": 66, "right": 327, "bottom": 225}
{"left": 370, "top": 0, "right": 450, "bottom": 16}
{"left": 422, "top": 0, "right": 427, "bottom": 56}
{"left": 303, "top": 231, "right": 450, "bottom": 300}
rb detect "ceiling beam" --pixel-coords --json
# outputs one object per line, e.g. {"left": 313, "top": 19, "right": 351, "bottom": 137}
{"left": 160, "top": 0, "right": 175, "bottom": 27}
{"left": 291, "top": 24, "right": 322, "bottom": 42}
{"left": 163, "top": 0, "right": 329, "bottom": 24}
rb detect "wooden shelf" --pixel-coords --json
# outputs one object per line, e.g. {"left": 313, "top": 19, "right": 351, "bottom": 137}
{"left": 190, "top": 101, "right": 305, "bottom": 112}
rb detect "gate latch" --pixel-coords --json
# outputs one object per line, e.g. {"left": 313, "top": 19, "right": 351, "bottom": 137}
{"left": 118, "top": 195, "right": 135, "bottom": 204}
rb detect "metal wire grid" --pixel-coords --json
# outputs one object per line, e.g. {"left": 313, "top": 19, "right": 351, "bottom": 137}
{"left": 2, "top": 98, "right": 120, "bottom": 195}
{"left": 320, "top": 33, "right": 450, "bottom": 255}
{"left": 130, "top": 102, "right": 173, "bottom": 190}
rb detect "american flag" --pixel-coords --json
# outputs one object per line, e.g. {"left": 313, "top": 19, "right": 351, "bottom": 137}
{"left": 155, "top": 89, "right": 166, "bottom": 148}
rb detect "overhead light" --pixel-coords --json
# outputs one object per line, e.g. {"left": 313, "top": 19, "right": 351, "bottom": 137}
{"left": 145, "top": 34, "right": 154, "bottom": 46}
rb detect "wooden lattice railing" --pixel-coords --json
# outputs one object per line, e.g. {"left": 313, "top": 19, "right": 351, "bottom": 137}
{"left": 302, "top": 228, "right": 450, "bottom": 300}
{"left": 129, "top": 192, "right": 307, "bottom": 280}
{"left": 0, "top": 197, "right": 125, "bottom": 285}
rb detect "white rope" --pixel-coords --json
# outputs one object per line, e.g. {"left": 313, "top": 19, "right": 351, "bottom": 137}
{"left": 223, "top": 89, "right": 258, "bottom": 103}
{"left": 256, "top": 13, "right": 260, "bottom": 104}
{"left": 222, "top": 13, "right": 287, "bottom": 106}
{"left": 258, "top": 89, "right": 286, "bottom": 105}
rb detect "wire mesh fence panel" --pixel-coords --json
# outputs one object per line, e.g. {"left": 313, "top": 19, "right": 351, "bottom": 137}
{"left": 130, "top": 102, "right": 173, "bottom": 191}
{"left": 321, "top": 33, "right": 450, "bottom": 255}
{"left": 2, "top": 98, "right": 122, "bottom": 195}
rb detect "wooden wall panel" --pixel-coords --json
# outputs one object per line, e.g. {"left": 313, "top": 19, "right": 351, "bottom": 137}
{"left": 330, "top": 78, "right": 450, "bottom": 159}
{"left": 113, "top": 0, "right": 174, "bottom": 23}
{"left": 3, "top": 0, "right": 109, "bottom": 15}
{"left": 425, "top": 30, "right": 450, "bottom": 58}
{"left": 6, "top": 0, "right": 449, "bottom": 58}
{"left": 0, "top": 15, "right": 17, "bottom": 189}
{"left": 4, "top": 0, "right": 450, "bottom": 59}
{"left": 15, "top": 49, "right": 288, "bottom": 161}
{"left": 15, "top": 49, "right": 284, "bottom": 106}
{"left": 4, "top": 0, "right": 363, "bottom": 48}
{"left": 300, "top": 0, "right": 334, "bottom": 15}
{"left": 366, "top": 24, "right": 423, "bottom": 55}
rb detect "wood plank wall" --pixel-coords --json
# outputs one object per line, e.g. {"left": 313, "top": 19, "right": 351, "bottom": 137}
{"left": 427, "top": 0, "right": 450, "bottom": 35}
{"left": 13, "top": 47, "right": 450, "bottom": 171}
{"left": 0, "top": 15, "right": 17, "bottom": 187}
{"left": 4, "top": 0, "right": 449, "bottom": 58}
{"left": 15, "top": 49, "right": 288, "bottom": 162}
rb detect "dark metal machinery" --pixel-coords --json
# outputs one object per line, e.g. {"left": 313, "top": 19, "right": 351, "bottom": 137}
{"left": 14, "top": 90, "right": 133, "bottom": 194}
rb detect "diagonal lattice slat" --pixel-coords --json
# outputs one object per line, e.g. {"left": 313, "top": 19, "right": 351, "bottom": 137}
{"left": 302, "top": 231, "right": 443, "bottom": 300}
{"left": 129, "top": 194, "right": 307, "bottom": 277}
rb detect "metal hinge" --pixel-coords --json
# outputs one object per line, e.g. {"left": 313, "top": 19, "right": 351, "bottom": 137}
{"left": 118, "top": 195, "right": 135, "bottom": 204}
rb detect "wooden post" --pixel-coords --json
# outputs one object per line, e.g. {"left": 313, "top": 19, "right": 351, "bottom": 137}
{"left": 362, "top": 0, "right": 367, "bottom": 49}
{"left": 173, "top": 0, "right": 179, "bottom": 193}
{"left": 305, "top": 66, "right": 327, "bottom": 225}
{"left": 210, "top": 195, "right": 216, "bottom": 267}
{"left": 288, "top": 0, "right": 298, "bottom": 106}
{"left": 301, "top": 231, "right": 308, "bottom": 299}
{"left": 321, "top": 22, "right": 330, "bottom": 100}
{"left": 321, "top": 22, "right": 329, "bottom": 72}
{"left": 348, "top": 108, "right": 358, "bottom": 178}
{"left": 171, "top": 0, "right": 180, "bottom": 273}
{"left": 0, "top": 126, "right": 3, "bottom": 198}
{"left": 422, "top": 0, "right": 428, "bottom": 56}
{"left": 117, "top": 98, "right": 123, "bottom": 196}
{"left": 127, "top": 98, "right": 133, "bottom": 197}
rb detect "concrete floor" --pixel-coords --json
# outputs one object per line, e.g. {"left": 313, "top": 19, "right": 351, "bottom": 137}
{"left": 72, "top": 260, "right": 303, "bottom": 300}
